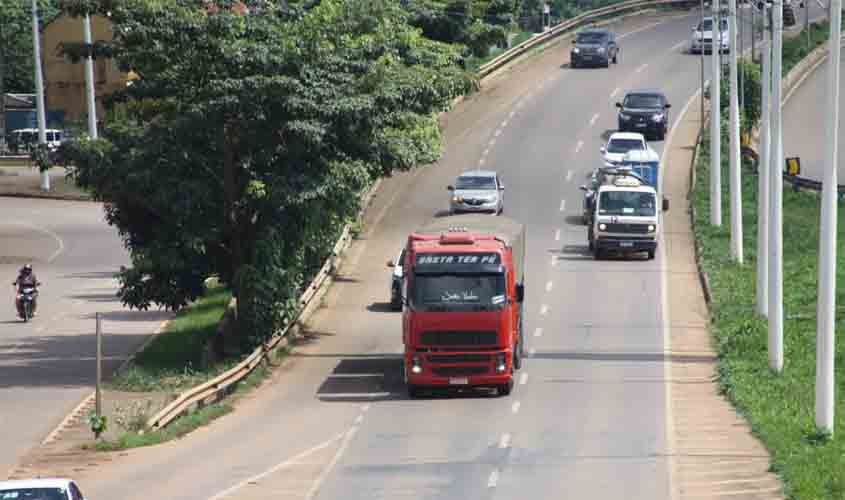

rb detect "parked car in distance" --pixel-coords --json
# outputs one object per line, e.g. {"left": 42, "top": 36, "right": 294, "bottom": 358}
{"left": 448, "top": 170, "right": 505, "bottom": 215}
{"left": 386, "top": 247, "right": 406, "bottom": 311}
{"left": 0, "top": 478, "right": 88, "bottom": 500}
{"left": 8, "top": 128, "right": 67, "bottom": 154}
{"left": 570, "top": 28, "right": 618, "bottom": 68}
{"left": 601, "top": 131, "right": 649, "bottom": 166}
{"left": 616, "top": 89, "right": 671, "bottom": 140}
{"left": 689, "top": 16, "right": 729, "bottom": 54}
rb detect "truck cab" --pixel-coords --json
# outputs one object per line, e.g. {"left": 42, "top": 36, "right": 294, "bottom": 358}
{"left": 402, "top": 215, "right": 525, "bottom": 398}
{"left": 581, "top": 151, "right": 668, "bottom": 260}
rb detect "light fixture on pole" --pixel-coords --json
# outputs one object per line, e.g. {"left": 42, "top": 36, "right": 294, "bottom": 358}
{"left": 30, "top": 0, "right": 49, "bottom": 192}
{"left": 711, "top": 0, "right": 723, "bottom": 227}
{"left": 814, "top": 0, "right": 840, "bottom": 435}
{"left": 768, "top": 0, "right": 784, "bottom": 373}
{"left": 757, "top": 3, "right": 771, "bottom": 317}
{"left": 729, "top": 0, "right": 744, "bottom": 263}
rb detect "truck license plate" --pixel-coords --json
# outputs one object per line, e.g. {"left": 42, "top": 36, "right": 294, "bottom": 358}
{"left": 449, "top": 377, "right": 469, "bottom": 385}
{"left": 620, "top": 241, "right": 633, "bottom": 248}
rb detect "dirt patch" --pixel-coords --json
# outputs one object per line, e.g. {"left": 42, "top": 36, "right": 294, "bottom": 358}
{"left": 0, "top": 168, "right": 92, "bottom": 201}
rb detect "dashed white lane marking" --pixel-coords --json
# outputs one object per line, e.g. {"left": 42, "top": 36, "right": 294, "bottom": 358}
{"left": 494, "top": 129, "right": 502, "bottom": 137}
{"left": 554, "top": 229, "right": 561, "bottom": 241}
{"left": 511, "top": 401, "right": 521, "bottom": 413}
{"left": 488, "top": 138, "right": 496, "bottom": 147}
{"left": 636, "top": 63, "right": 649, "bottom": 73}
{"left": 559, "top": 199, "right": 566, "bottom": 212}
{"left": 487, "top": 469, "right": 500, "bottom": 488}
{"left": 509, "top": 110, "right": 516, "bottom": 118}
{"left": 540, "top": 304, "right": 548, "bottom": 315}
{"left": 478, "top": 157, "right": 486, "bottom": 166}
{"left": 533, "top": 327, "right": 543, "bottom": 337}
{"left": 545, "top": 281, "right": 553, "bottom": 292}
{"left": 671, "top": 39, "right": 687, "bottom": 51}
{"left": 519, "top": 373, "right": 528, "bottom": 385}
{"left": 498, "top": 433, "right": 511, "bottom": 449}
{"left": 482, "top": 147, "right": 490, "bottom": 157}
{"left": 565, "top": 170, "right": 573, "bottom": 182}
{"left": 550, "top": 255, "right": 557, "bottom": 268}
{"left": 354, "top": 415, "right": 364, "bottom": 425}
{"left": 589, "top": 113, "right": 599, "bottom": 126}
{"left": 528, "top": 347, "right": 536, "bottom": 357}
{"left": 501, "top": 119, "right": 508, "bottom": 128}
{"left": 575, "top": 140, "right": 584, "bottom": 153}
{"left": 617, "top": 20, "right": 667, "bottom": 40}
{"left": 610, "top": 87, "right": 620, "bottom": 98}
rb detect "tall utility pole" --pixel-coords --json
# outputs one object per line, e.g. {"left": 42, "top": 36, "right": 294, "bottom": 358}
{"left": 815, "top": 0, "right": 840, "bottom": 436}
{"left": 31, "top": 0, "right": 49, "bottom": 192}
{"left": 729, "top": 0, "right": 744, "bottom": 263}
{"left": 83, "top": 14, "right": 98, "bottom": 139}
{"left": 769, "top": 0, "right": 784, "bottom": 373}
{"left": 740, "top": 3, "right": 745, "bottom": 111}
{"left": 757, "top": 5, "right": 771, "bottom": 317}
{"left": 711, "top": 0, "right": 723, "bottom": 227}
{"left": 0, "top": 19, "right": 6, "bottom": 154}
{"left": 701, "top": 0, "right": 706, "bottom": 138}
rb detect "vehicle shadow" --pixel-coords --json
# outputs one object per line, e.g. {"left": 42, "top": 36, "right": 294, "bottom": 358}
{"left": 366, "top": 302, "right": 397, "bottom": 313}
{"left": 433, "top": 209, "right": 453, "bottom": 218}
{"left": 564, "top": 215, "right": 585, "bottom": 226}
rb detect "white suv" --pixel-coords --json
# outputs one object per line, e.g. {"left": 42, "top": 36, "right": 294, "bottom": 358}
{"left": 690, "top": 16, "right": 729, "bottom": 54}
{"left": 600, "top": 132, "right": 650, "bottom": 167}
{"left": 0, "top": 478, "right": 87, "bottom": 500}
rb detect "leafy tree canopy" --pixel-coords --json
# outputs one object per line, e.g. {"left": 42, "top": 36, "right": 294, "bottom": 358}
{"left": 60, "top": 0, "right": 474, "bottom": 344}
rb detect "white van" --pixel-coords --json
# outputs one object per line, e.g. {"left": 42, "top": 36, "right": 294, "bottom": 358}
{"left": 9, "top": 128, "right": 66, "bottom": 154}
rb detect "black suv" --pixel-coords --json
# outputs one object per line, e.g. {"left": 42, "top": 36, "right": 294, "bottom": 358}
{"left": 616, "top": 89, "right": 671, "bottom": 141}
{"left": 570, "top": 28, "right": 618, "bottom": 68}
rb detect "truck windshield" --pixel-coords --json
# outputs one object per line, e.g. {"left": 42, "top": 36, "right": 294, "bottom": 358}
{"left": 607, "top": 138, "right": 644, "bottom": 154}
{"left": 576, "top": 33, "right": 607, "bottom": 44}
{"left": 598, "top": 191, "right": 656, "bottom": 216}
{"left": 455, "top": 176, "right": 497, "bottom": 190}
{"left": 411, "top": 274, "right": 506, "bottom": 311}
{"left": 0, "top": 488, "right": 69, "bottom": 500}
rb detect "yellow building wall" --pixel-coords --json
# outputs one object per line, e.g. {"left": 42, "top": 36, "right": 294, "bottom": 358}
{"left": 42, "top": 14, "right": 128, "bottom": 124}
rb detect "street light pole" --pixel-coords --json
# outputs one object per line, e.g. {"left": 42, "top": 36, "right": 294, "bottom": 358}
{"left": 757, "top": 5, "right": 771, "bottom": 317}
{"left": 30, "top": 0, "right": 49, "bottom": 192}
{"left": 83, "top": 14, "right": 98, "bottom": 139}
{"left": 769, "top": 0, "right": 784, "bottom": 373}
{"left": 701, "top": 0, "right": 707, "bottom": 139}
{"left": 729, "top": 0, "right": 744, "bottom": 263}
{"left": 711, "top": 0, "right": 723, "bottom": 227}
{"left": 815, "top": 0, "right": 840, "bottom": 435}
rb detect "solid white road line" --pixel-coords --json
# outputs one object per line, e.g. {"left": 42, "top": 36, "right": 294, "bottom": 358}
{"left": 533, "top": 327, "right": 543, "bottom": 338}
{"left": 559, "top": 199, "right": 566, "bottom": 212}
{"left": 575, "top": 140, "right": 584, "bottom": 153}
{"left": 670, "top": 40, "right": 687, "bottom": 51}
{"left": 6, "top": 221, "right": 65, "bottom": 263}
{"left": 589, "top": 113, "right": 599, "bottom": 126}
{"left": 509, "top": 110, "right": 516, "bottom": 118}
{"left": 540, "top": 304, "right": 548, "bottom": 315}
{"left": 498, "top": 433, "right": 511, "bottom": 449}
{"left": 554, "top": 229, "right": 561, "bottom": 241}
{"left": 494, "top": 129, "right": 502, "bottom": 137}
{"left": 511, "top": 401, "right": 521, "bottom": 414}
{"left": 501, "top": 119, "right": 509, "bottom": 128}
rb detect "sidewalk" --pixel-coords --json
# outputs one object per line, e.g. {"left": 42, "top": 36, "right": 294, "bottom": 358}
{"left": 663, "top": 96, "right": 784, "bottom": 498}
{"left": 0, "top": 166, "right": 90, "bottom": 200}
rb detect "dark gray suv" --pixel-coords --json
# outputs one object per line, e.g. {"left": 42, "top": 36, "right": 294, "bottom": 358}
{"left": 570, "top": 28, "right": 618, "bottom": 68}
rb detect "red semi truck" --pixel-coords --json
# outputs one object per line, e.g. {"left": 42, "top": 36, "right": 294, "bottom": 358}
{"left": 401, "top": 214, "right": 525, "bottom": 397}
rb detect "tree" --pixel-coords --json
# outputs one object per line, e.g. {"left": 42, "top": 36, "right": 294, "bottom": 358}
{"left": 61, "top": 0, "right": 474, "bottom": 346}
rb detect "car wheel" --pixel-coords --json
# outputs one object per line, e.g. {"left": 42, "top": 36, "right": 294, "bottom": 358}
{"left": 571, "top": 60, "right": 577, "bottom": 69}
{"left": 647, "top": 250, "right": 656, "bottom": 260}
{"left": 613, "top": 52, "right": 618, "bottom": 64}
{"left": 408, "top": 384, "right": 422, "bottom": 399}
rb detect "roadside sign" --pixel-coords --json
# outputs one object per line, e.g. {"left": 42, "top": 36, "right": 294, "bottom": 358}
{"left": 785, "top": 157, "right": 801, "bottom": 176}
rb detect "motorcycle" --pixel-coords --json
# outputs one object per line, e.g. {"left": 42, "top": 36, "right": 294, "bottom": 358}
{"left": 13, "top": 283, "right": 39, "bottom": 322}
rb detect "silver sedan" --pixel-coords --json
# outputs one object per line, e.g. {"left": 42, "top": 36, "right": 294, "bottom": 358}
{"left": 447, "top": 170, "right": 505, "bottom": 215}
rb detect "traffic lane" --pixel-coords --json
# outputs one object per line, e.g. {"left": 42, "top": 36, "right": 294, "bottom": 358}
{"left": 783, "top": 47, "right": 842, "bottom": 182}
{"left": 0, "top": 198, "right": 170, "bottom": 479}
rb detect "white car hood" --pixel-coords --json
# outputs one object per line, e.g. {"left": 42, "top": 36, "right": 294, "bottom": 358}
{"left": 453, "top": 189, "right": 498, "bottom": 199}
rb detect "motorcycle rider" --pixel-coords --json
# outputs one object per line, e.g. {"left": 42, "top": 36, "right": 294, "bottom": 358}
{"left": 12, "top": 264, "right": 39, "bottom": 317}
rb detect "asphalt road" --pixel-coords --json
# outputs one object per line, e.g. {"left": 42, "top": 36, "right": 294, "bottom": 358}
{"left": 67, "top": 10, "right": 752, "bottom": 500}
{"left": 0, "top": 197, "right": 170, "bottom": 477}
{"left": 783, "top": 38, "right": 845, "bottom": 182}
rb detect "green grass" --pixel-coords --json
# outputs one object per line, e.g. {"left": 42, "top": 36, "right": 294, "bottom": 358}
{"left": 692, "top": 132, "right": 845, "bottom": 497}
{"left": 108, "top": 286, "right": 233, "bottom": 392}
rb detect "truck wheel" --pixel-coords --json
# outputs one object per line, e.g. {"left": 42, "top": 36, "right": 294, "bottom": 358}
{"left": 647, "top": 250, "right": 656, "bottom": 260}
{"left": 613, "top": 52, "right": 618, "bottom": 64}
{"left": 513, "top": 343, "right": 522, "bottom": 370}
{"left": 408, "top": 385, "right": 422, "bottom": 399}
{"left": 594, "top": 247, "right": 604, "bottom": 260}
{"left": 498, "top": 379, "right": 514, "bottom": 396}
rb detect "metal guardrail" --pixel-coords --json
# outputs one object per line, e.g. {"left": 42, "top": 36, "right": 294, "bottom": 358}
{"left": 477, "top": 0, "right": 696, "bottom": 78}
{"left": 145, "top": 181, "right": 380, "bottom": 430}
{"left": 146, "top": 0, "right": 699, "bottom": 431}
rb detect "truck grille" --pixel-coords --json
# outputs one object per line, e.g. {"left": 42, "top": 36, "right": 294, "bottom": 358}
{"left": 421, "top": 330, "right": 498, "bottom": 347}
{"left": 428, "top": 354, "right": 491, "bottom": 364}
{"left": 604, "top": 223, "right": 651, "bottom": 234}
{"left": 432, "top": 366, "right": 489, "bottom": 376}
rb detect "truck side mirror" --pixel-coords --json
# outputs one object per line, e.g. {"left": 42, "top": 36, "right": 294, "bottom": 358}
{"left": 447, "top": 185, "right": 454, "bottom": 191}
{"left": 600, "top": 146, "right": 606, "bottom": 154}
{"left": 615, "top": 102, "right": 622, "bottom": 108}
{"left": 515, "top": 283, "right": 525, "bottom": 303}
{"left": 386, "top": 259, "right": 395, "bottom": 267}
{"left": 662, "top": 197, "right": 670, "bottom": 212}
{"left": 665, "top": 103, "right": 672, "bottom": 109}
{"left": 499, "top": 185, "right": 505, "bottom": 191}
{"left": 579, "top": 185, "right": 588, "bottom": 191}
{"left": 571, "top": 39, "right": 576, "bottom": 44}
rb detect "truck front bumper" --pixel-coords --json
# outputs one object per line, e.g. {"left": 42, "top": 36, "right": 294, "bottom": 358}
{"left": 405, "top": 351, "right": 513, "bottom": 387}
{"left": 596, "top": 237, "right": 657, "bottom": 252}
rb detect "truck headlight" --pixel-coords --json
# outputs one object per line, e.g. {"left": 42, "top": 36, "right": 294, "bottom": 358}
{"left": 572, "top": 47, "right": 580, "bottom": 54}
{"left": 411, "top": 355, "right": 422, "bottom": 374}
{"left": 453, "top": 195, "right": 463, "bottom": 203}
{"left": 648, "top": 224, "right": 656, "bottom": 232}
{"left": 652, "top": 113, "right": 664, "bottom": 122}
{"left": 619, "top": 113, "right": 631, "bottom": 121}
{"left": 599, "top": 223, "right": 607, "bottom": 231}
{"left": 495, "top": 353, "right": 507, "bottom": 372}
{"left": 597, "top": 47, "right": 606, "bottom": 53}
